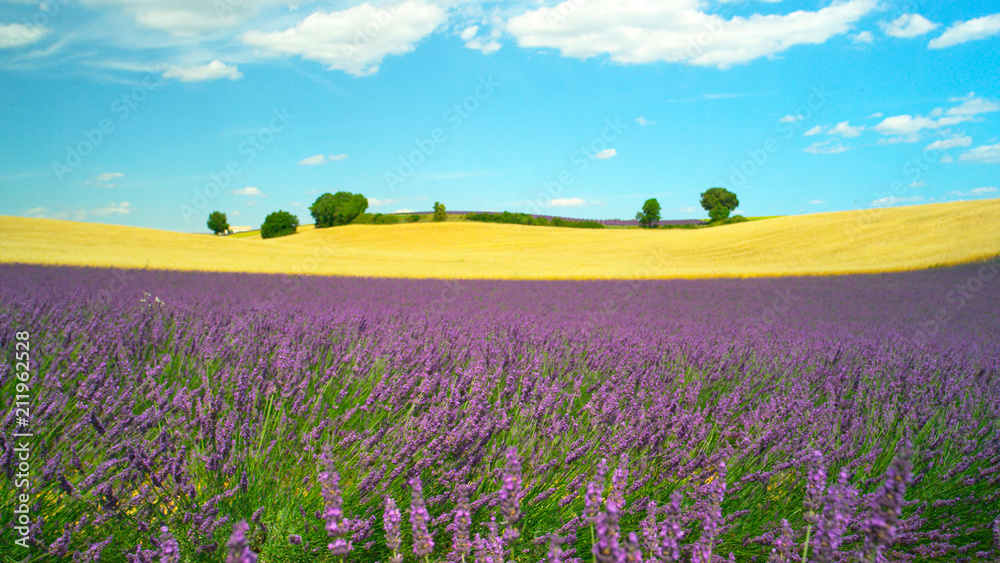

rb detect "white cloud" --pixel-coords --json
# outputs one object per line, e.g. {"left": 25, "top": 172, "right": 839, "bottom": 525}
{"left": 298, "top": 154, "right": 326, "bottom": 165}
{"left": 908, "top": 181, "right": 926, "bottom": 188}
{"left": 804, "top": 140, "right": 850, "bottom": 154}
{"left": 369, "top": 197, "right": 401, "bottom": 206}
{"left": 871, "top": 195, "right": 924, "bottom": 207}
{"left": 233, "top": 186, "right": 263, "bottom": 196}
{"left": 779, "top": 114, "right": 803, "bottom": 123}
{"left": 808, "top": 199, "right": 826, "bottom": 205}
{"left": 23, "top": 206, "right": 49, "bottom": 216}
{"left": 869, "top": 112, "right": 884, "bottom": 119}
{"left": 460, "top": 26, "right": 478, "bottom": 42}
{"left": 946, "top": 97, "right": 1000, "bottom": 116}
{"left": 461, "top": 15, "right": 503, "bottom": 55}
{"left": 594, "top": 149, "right": 617, "bottom": 159}
{"left": 92, "top": 201, "right": 132, "bottom": 216}
{"left": 394, "top": 208, "right": 415, "bottom": 213}
{"left": 94, "top": 172, "right": 125, "bottom": 183}
{"left": 827, "top": 121, "right": 864, "bottom": 137}
{"left": 505, "top": 0, "right": 877, "bottom": 69}
{"left": 924, "top": 135, "right": 972, "bottom": 151}
{"left": 0, "top": 23, "right": 49, "bottom": 48}
{"left": 852, "top": 30, "right": 874, "bottom": 43}
{"left": 635, "top": 116, "right": 653, "bottom": 126}
{"left": 680, "top": 206, "right": 697, "bottom": 213}
{"left": 877, "top": 133, "right": 921, "bottom": 144}
{"left": 874, "top": 114, "right": 971, "bottom": 136}
{"left": 242, "top": 1, "right": 447, "bottom": 76}
{"left": 163, "top": 61, "right": 243, "bottom": 82}
{"left": 548, "top": 198, "right": 588, "bottom": 208}
{"left": 882, "top": 14, "right": 938, "bottom": 38}
{"left": 940, "top": 154, "right": 955, "bottom": 163}
{"left": 78, "top": 0, "right": 286, "bottom": 36}
{"left": 298, "top": 153, "right": 348, "bottom": 165}
{"left": 929, "top": 13, "right": 1000, "bottom": 49}
{"left": 803, "top": 125, "right": 824, "bottom": 136}
{"left": 947, "top": 187, "right": 998, "bottom": 198}
{"left": 959, "top": 144, "right": 1000, "bottom": 163}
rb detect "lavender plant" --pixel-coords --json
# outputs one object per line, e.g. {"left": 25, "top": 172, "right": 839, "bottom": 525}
{"left": 0, "top": 263, "right": 998, "bottom": 562}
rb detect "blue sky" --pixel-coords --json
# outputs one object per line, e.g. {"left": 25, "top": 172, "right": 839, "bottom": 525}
{"left": 1, "top": 0, "right": 998, "bottom": 232}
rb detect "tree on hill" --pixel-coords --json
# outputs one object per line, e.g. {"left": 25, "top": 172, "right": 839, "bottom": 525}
{"left": 636, "top": 198, "right": 661, "bottom": 228}
{"left": 207, "top": 211, "right": 230, "bottom": 235}
{"left": 701, "top": 188, "right": 739, "bottom": 222}
{"left": 433, "top": 201, "right": 446, "bottom": 222}
{"left": 310, "top": 192, "right": 369, "bottom": 227}
{"left": 261, "top": 210, "right": 299, "bottom": 239}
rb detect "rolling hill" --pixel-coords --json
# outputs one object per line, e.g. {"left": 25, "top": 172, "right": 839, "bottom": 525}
{"left": 1, "top": 199, "right": 998, "bottom": 279}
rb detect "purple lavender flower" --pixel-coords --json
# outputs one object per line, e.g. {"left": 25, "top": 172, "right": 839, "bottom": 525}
{"left": 48, "top": 525, "right": 72, "bottom": 557}
{"left": 453, "top": 485, "right": 473, "bottom": 560}
{"left": 226, "top": 521, "right": 258, "bottom": 563}
{"left": 159, "top": 526, "right": 180, "bottom": 563}
{"left": 659, "top": 492, "right": 685, "bottom": 563}
{"left": 692, "top": 462, "right": 726, "bottom": 563}
{"left": 861, "top": 443, "right": 912, "bottom": 563}
{"left": 584, "top": 458, "right": 609, "bottom": 525}
{"left": 547, "top": 534, "right": 565, "bottom": 563}
{"left": 409, "top": 476, "right": 435, "bottom": 557}
{"left": 804, "top": 450, "right": 826, "bottom": 525}
{"left": 289, "top": 535, "right": 302, "bottom": 545}
{"left": 812, "top": 469, "right": 857, "bottom": 563}
{"left": 500, "top": 446, "right": 524, "bottom": 543}
{"left": 640, "top": 500, "right": 660, "bottom": 562}
{"left": 608, "top": 453, "right": 629, "bottom": 511}
{"left": 320, "top": 456, "right": 353, "bottom": 556}
{"left": 593, "top": 500, "right": 622, "bottom": 563}
{"left": 767, "top": 520, "right": 793, "bottom": 563}
{"left": 993, "top": 515, "right": 999, "bottom": 552}
{"left": 624, "top": 532, "right": 643, "bottom": 563}
{"left": 384, "top": 496, "right": 404, "bottom": 563}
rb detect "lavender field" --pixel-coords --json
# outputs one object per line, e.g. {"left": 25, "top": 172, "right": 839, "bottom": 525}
{"left": 2, "top": 263, "right": 999, "bottom": 563}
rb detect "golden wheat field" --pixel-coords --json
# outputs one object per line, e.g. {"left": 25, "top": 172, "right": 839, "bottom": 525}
{"left": 1, "top": 199, "right": 998, "bottom": 279}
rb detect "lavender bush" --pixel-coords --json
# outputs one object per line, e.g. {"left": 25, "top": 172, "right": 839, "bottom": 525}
{"left": 0, "top": 263, "right": 998, "bottom": 562}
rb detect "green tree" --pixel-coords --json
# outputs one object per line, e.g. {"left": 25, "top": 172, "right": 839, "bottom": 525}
{"left": 310, "top": 192, "right": 369, "bottom": 228}
{"left": 260, "top": 210, "right": 299, "bottom": 239}
{"left": 635, "top": 198, "right": 661, "bottom": 228}
{"left": 207, "top": 211, "right": 229, "bottom": 235}
{"left": 433, "top": 202, "right": 446, "bottom": 222}
{"left": 709, "top": 205, "right": 731, "bottom": 223}
{"left": 700, "top": 188, "right": 739, "bottom": 217}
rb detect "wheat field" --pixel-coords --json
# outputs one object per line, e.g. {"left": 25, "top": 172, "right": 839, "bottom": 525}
{"left": 1, "top": 199, "right": 998, "bottom": 279}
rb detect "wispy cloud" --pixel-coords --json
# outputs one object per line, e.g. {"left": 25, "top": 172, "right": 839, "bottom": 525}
{"left": 298, "top": 153, "right": 348, "bottom": 165}
{"left": 959, "top": 144, "right": 1000, "bottom": 163}
{"left": 163, "top": 61, "right": 243, "bottom": 82}
{"left": 882, "top": 14, "right": 938, "bottom": 38}
{"left": 594, "top": 149, "right": 617, "bottom": 159}
{"left": 871, "top": 195, "right": 924, "bottom": 207}
{"left": 929, "top": 13, "right": 1000, "bottom": 49}
{"left": 805, "top": 141, "right": 850, "bottom": 154}
{"left": 232, "top": 186, "right": 263, "bottom": 196}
